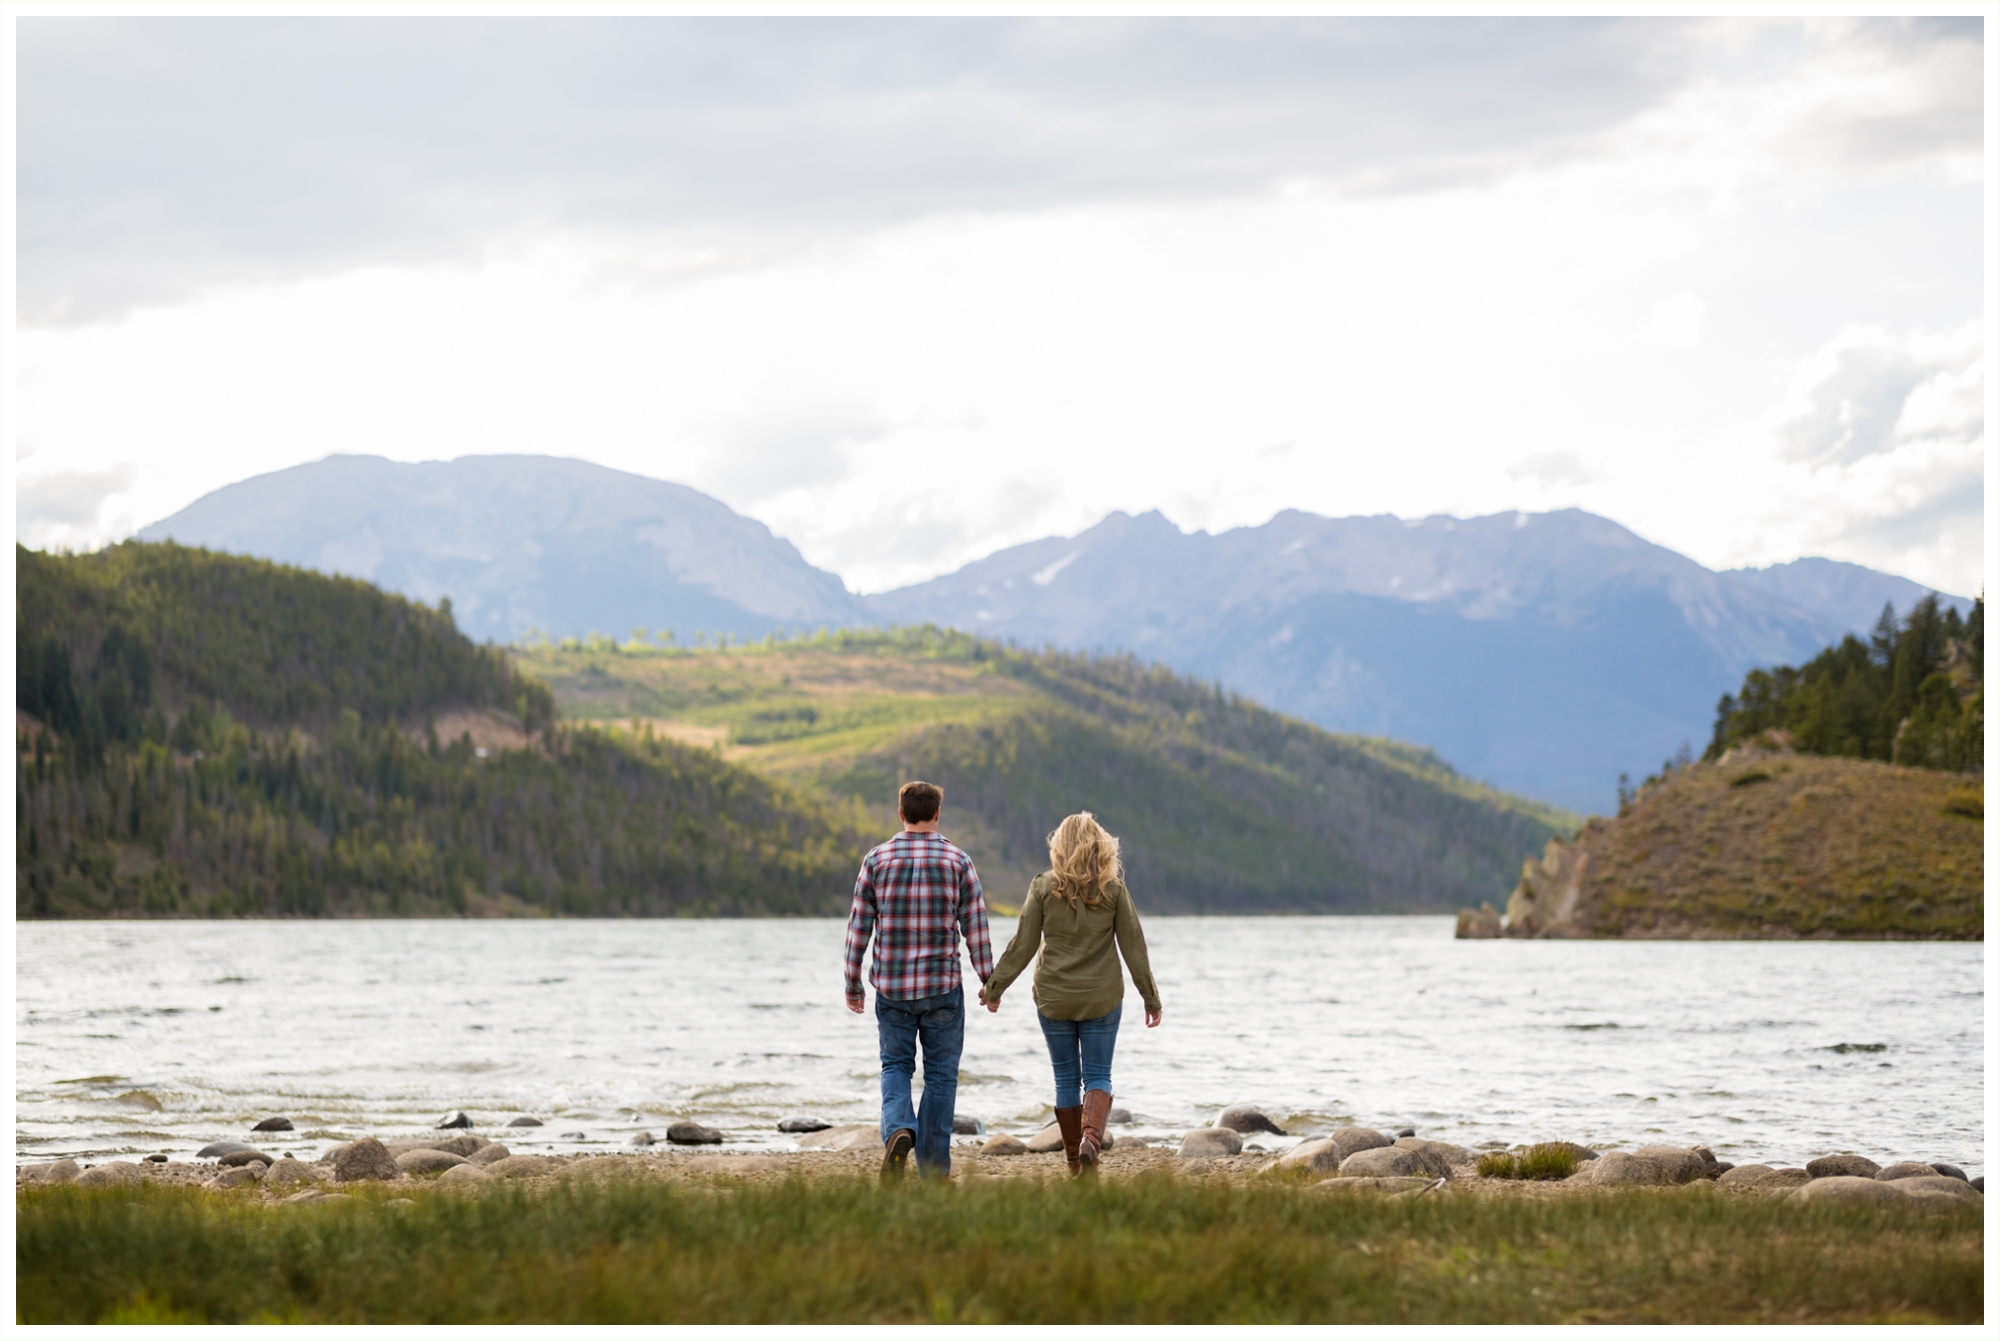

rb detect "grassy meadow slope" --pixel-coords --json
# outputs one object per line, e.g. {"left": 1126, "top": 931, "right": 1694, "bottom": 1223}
{"left": 15, "top": 543, "right": 866, "bottom": 919}
{"left": 1502, "top": 748, "right": 1981, "bottom": 940}
{"left": 512, "top": 628, "right": 1576, "bottom": 912}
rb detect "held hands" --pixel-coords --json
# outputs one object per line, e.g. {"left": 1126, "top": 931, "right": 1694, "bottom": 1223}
{"left": 979, "top": 986, "right": 999, "bottom": 1013}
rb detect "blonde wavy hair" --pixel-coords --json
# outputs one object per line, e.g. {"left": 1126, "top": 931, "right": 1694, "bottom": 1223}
{"left": 1046, "top": 811, "right": 1122, "bottom": 908}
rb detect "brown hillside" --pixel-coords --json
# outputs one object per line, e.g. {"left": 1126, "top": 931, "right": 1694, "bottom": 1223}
{"left": 1487, "top": 749, "right": 1981, "bottom": 940}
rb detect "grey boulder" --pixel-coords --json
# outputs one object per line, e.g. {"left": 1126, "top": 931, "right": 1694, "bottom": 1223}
{"left": 952, "top": 1116, "right": 985, "bottom": 1136}
{"left": 1927, "top": 1163, "right": 1968, "bottom": 1182}
{"left": 438, "top": 1162, "right": 492, "bottom": 1185}
{"left": 74, "top": 1162, "right": 147, "bottom": 1189}
{"left": 333, "top": 1138, "right": 401, "bottom": 1183}
{"left": 1754, "top": 1168, "right": 1812, "bottom": 1189}
{"left": 197, "top": 1141, "right": 254, "bottom": 1160}
{"left": 206, "top": 1165, "right": 264, "bottom": 1189}
{"left": 506, "top": 1116, "right": 544, "bottom": 1128}
{"left": 1717, "top": 1164, "right": 1773, "bottom": 1186}
{"left": 437, "top": 1111, "right": 476, "bottom": 1129}
{"left": 1275, "top": 1138, "right": 1343, "bottom": 1175}
{"left": 666, "top": 1122, "right": 723, "bottom": 1145}
{"left": 1876, "top": 1161, "right": 1938, "bottom": 1181}
{"left": 252, "top": 1117, "right": 295, "bottom": 1132}
{"left": 1178, "top": 1128, "right": 1244, "bottom": 1158}
{"left": 264, "top": 1158, "right": 321, "bottom": 1188}
{"left": 1806, "top": 1154, "right": 1881, "bottom": 1179}
{"left": 1891, "top": 1175, "right": 1981, "bottom": 1205}
{"left": 468, "top": 1144, "right": 513, "bottom": 1166}
{"left": 219, "top": 1149, "right": 274, "bottom": 1168}
{"left": 981, "top": 1134, "right": 1029, "bottom": 1156}
{"left": 1024, "top": 1124, "right": 1066, "bottom": 1153}
{"left": 1327, "top": 1128, "right": 1394, "bottom": 1160}
{"left": 1395, "top": 1127, "right": 1417, "bottom": 1139}
{"left": 1632, "top": 1146, "right": 1715, "bottom": 1184}
{"left": 396, "top": 1149, "right": 468, "bottom": 1175}
{"left": 1396, "top": 1137, "right": 1473, "bottom": 1166}
{"left": 1571, "top": 1152, "right": 1672, "bottom": 1187}
{"left": 1339, "top": 1145, "right": 1450, "bottom": 1180}
{"left": 19, "top": 1159, "right": 81, "bottom": 1185}
{"left": 1216, "top": 1106, "right": 1286, "bottom": 1136}
{"left": 1107, "top": 1107, "right": 1134, "bottom": 1125}
{"left": 628, "top": 1132, "right": 656, "bottom": 1146}
{"left": 777, "top": 1117, "right": 831, "bottom": 1133}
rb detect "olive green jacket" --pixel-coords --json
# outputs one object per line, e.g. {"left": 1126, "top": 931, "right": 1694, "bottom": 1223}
{"left": 982, "top": 875, "right": 1161, "bottom": 1021}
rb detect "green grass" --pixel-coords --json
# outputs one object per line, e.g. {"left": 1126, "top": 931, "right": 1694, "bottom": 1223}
{"left": 1474, "top": 1144, "right": 1584, "bottom": 1181}
{"left": 15, "top": 1178, "right": 1982, "bottom": 1324}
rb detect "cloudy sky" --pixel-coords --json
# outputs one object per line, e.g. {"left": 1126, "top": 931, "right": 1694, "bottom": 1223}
{"left": 9, "top": 14, "right": 1990, "bottom": 595}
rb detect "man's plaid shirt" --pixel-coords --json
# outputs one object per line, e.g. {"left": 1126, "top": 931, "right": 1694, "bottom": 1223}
{"left": 844, "top": 831, "right": 994, "bottom": 1002}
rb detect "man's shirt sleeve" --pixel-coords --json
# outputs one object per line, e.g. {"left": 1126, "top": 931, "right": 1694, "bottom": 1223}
{"left": 843, "top": 855, "right": 877, "bottom": 998}
{"left": 959, "top": 858, "right": 995, "bottom": 983}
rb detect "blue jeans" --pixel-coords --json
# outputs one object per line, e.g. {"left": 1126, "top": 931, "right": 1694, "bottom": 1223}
{"left": 875, "top": 986, "right": 964, "bottom": 1179}
{"left": 1038, "top": 1005, "right": 1122, "bottom": 1109}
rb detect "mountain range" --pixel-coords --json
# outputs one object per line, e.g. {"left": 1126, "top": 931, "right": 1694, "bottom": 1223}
{"left": 138, "top": 454, "right": 1970, "bottom": 813}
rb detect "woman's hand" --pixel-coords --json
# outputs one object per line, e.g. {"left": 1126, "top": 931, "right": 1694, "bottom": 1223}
{"left": 1145, "top": 1007, "right": 1163, "bottom": 1028}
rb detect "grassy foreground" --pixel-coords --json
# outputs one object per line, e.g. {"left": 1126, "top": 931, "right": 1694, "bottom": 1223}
{"left": 16, "top": 1177, "right": 1981, "bottom": 1324}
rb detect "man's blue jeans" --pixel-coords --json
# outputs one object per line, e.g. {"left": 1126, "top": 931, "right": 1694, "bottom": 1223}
{"left": 1037, "top": 1004, "right": 1122, "bottom": 1109}
{"left": 875, "top": 986, "right": 964, "bottom": 1179}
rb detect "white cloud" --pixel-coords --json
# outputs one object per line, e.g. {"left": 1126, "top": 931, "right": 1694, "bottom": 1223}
{"left": 1633, "top": 293, "right": 1704, "bottom": 351}
{"left": 10, "top": 17, "right": 1985, "bottom": 598}
{"left": 18, "top": 462, "right": 136, "bottom": 548}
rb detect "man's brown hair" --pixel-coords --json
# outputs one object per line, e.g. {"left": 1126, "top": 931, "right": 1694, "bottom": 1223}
{"left": 898, "top": 781, "right": 943, "bottom": 824}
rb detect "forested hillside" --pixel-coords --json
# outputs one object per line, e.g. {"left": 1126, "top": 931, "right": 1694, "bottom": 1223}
{"left": 16, "top": 544, "right": 866, "bottom": 918}
{"left": 1705, "top": 594, "right": 1982, "bottom": 774}
{"left": 515, "top": 627, "right": 1575, "bottom": 912}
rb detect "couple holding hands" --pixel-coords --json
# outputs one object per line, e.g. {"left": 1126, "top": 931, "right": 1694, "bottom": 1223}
{"left": 842, "top": 781, "right": 1163, "bottom": 1181}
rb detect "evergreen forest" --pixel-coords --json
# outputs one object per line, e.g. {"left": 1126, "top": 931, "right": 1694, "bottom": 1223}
{"left": 16, "top": 543, "right": 865, "bottom": 918}
{"left": 1705, "top": 594, "right": 1983, "bottom": 774}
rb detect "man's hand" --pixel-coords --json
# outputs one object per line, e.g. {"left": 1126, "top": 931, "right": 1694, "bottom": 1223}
{"left": 846, "top": 993, "right": 865, "bottom": 1014}
{"left": 1145, "top": 1007, "right": 1163, "bottom": 1028}
{"left": 978, "top": 986, "right": 999, "bottom": 1013}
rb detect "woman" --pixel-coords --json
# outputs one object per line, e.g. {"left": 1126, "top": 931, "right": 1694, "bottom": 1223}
{"left": 979, "top": 812, "right": 1162, "bottom": 1176}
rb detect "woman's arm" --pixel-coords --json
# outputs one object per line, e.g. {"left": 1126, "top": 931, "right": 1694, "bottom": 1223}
{"left": 980, "top": 884, "right": 1044, "bottom": 1011}
{"left": 1112, "top": 883, "right": 1163, "bottom": 1026}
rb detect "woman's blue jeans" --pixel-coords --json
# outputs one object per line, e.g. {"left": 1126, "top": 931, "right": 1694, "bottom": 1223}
{"left": 1037, "top": 1004, "right": 1122, "bottom": 1109}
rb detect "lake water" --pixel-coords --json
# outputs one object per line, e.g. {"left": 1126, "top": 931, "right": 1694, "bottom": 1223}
{"left": 13, "top": 918, "right": 1987, "bottom": 1177}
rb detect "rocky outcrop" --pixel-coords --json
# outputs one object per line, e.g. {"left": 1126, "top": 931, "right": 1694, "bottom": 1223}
{"left": 1481, "top": 752, "right": 1981, "bottom": 940}
{"left": 1454, "top": 903, "right": 1503, "bottom": 939}
{"left": 1502, "top": 831, "right": 1596, "bottom": 937}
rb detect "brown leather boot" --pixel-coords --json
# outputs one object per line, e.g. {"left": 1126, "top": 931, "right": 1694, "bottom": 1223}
{"left": 1054, "top": 1105, "right": 1084, "bottom": 1177}
{"left": 1079, "top": 1090, "right": 1113, "bottom": 1173}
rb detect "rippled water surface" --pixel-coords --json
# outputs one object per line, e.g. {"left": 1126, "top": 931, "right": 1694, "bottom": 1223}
{"left": 14, "top": 918, "right": 1986, "bottom": 1176}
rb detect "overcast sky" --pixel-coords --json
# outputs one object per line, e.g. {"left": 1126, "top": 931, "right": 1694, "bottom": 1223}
{"left": 10, "top": 14, "right": 1990, "bottom": 596}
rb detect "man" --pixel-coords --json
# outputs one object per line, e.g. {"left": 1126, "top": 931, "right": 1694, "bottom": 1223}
{"left": 843, "top": 780, "right": 993, "bottom": 1182}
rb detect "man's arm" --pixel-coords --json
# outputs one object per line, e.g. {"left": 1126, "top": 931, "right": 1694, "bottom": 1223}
{"left": 958, "top": 859, "right": 995, "bottom": 986}
{"left": 842, "top": 857, "right": 877, "bottom": 1012}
